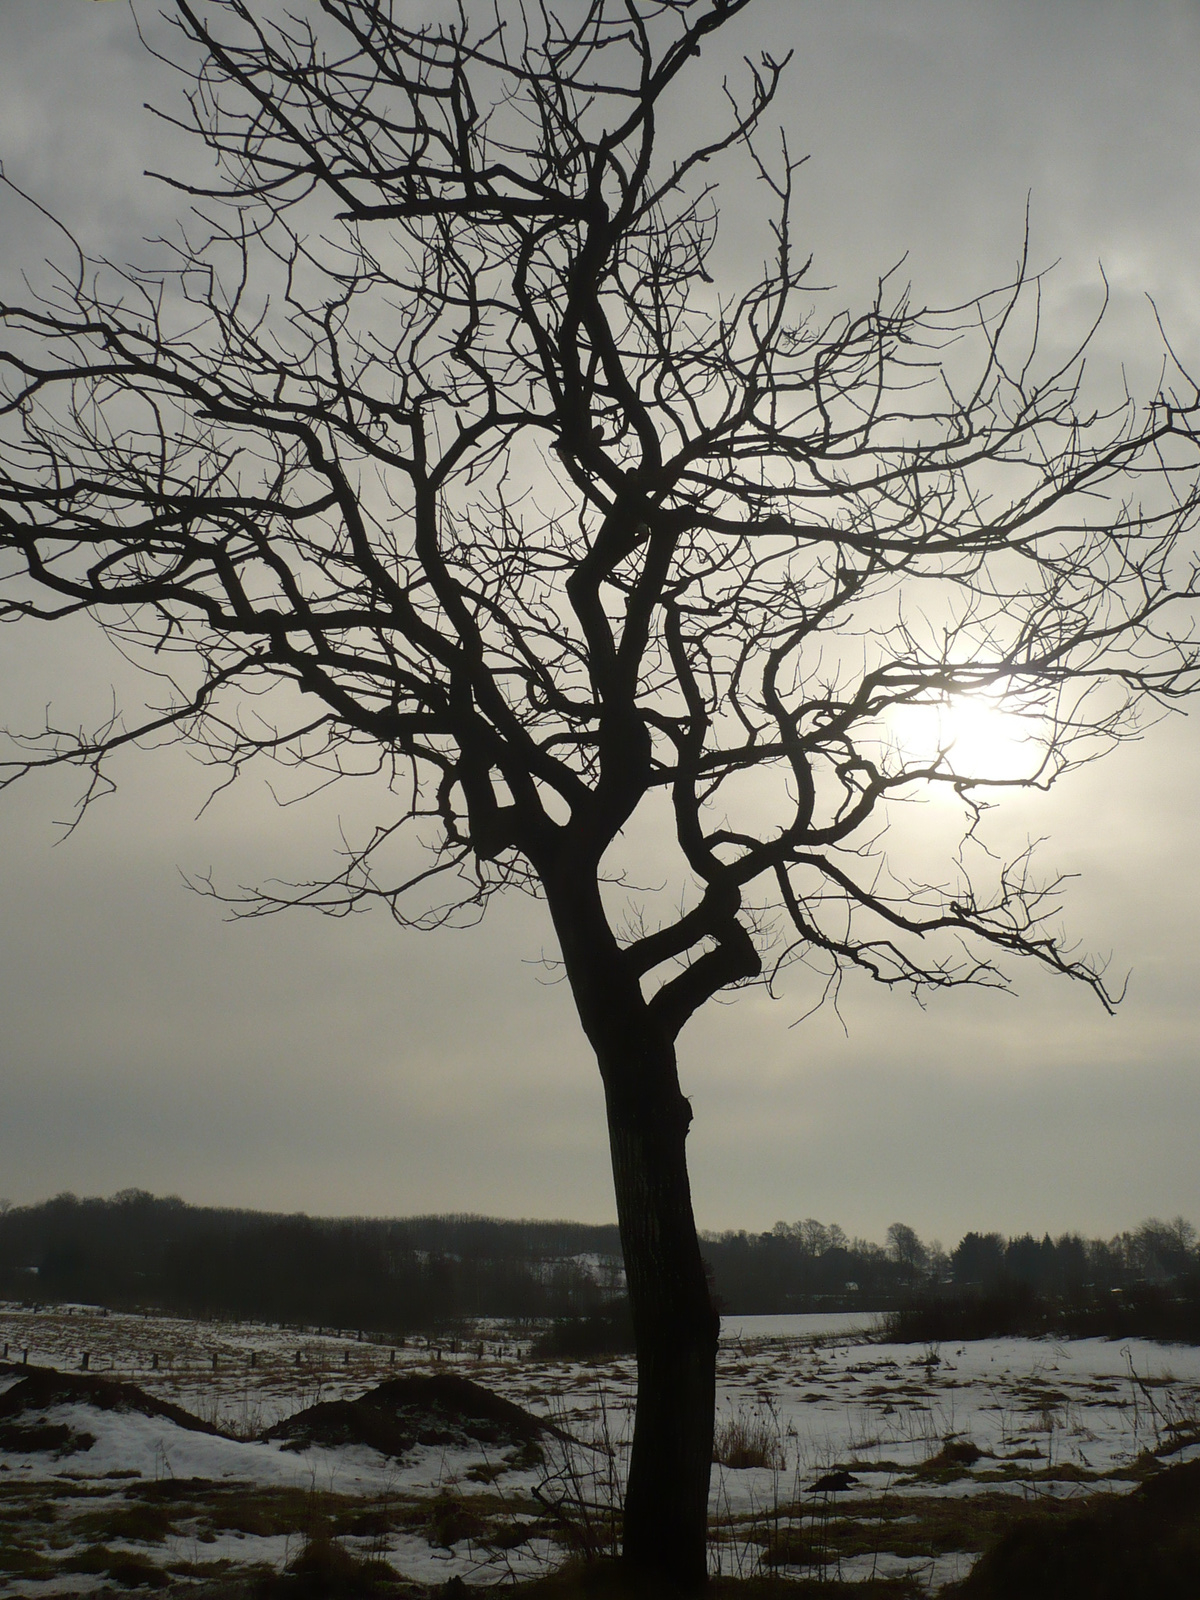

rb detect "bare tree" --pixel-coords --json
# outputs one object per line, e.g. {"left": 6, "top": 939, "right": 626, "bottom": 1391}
{"left": 886, "top": 1222, "right": 929, "bottom": 1285}
{"left": 3, "top": 0, "right": 1200, "bottom": 1585}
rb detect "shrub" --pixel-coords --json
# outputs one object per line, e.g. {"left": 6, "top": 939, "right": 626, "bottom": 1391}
{"left": 534, "top": 1302, "right": 635, "bottom": 1359}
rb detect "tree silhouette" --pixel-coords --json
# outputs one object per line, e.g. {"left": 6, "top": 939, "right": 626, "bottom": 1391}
{"left": 886, "top": 1222, "right": 929, "bottom": 1285}
{"left": 3, "top": 1, "right": 1200, "bottom": 1586}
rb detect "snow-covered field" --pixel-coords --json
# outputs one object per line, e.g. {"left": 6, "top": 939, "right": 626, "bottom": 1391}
{"left": 1, "top": 1302, "right": 1197, "bottom": 1594}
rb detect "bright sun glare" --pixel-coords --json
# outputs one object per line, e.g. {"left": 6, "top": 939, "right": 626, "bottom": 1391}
{"left": 885, "top": 695, "right": 1040, "bottom": 784}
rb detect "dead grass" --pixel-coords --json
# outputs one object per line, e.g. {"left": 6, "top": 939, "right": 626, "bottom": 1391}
{"left": 0, "top": 1458, "right": 1184, "bottom": 1600}
{"left": 60, "top": 1542, "right": 170, "bottom": 1588}
{"left": 71, "top": 1498, "right": 178, "bottom": 1544}
{"left": 942, "top": 1457, "right": 1200, "bottom": 1598}
{"left": 509, "top": 1559, "right": 925, "bottom": 1598}
{"left": 713, "top": 1404, "right": 790, "bottom": 1471}
{"left": 4, "top": 1303, "right": 1199, "bottom": 1595}
{"left": 910, "top": 1437, "right": 984, "bottom": 1481}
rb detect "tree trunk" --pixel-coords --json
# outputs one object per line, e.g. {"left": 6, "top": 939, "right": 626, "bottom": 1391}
{"left": 542, "top": 865, "right": 718, "bottom": 1591}
{"left": 600, "top": 1030, "right": 718, "bottom": 1593}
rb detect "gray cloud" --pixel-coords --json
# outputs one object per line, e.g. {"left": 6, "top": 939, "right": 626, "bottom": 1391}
{"left": 1, "top": 0, "right": 1198, "bottom": 1240}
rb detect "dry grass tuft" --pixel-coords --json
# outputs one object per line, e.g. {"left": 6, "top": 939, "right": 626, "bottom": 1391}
{"left": 712, "top": 1405, "right": 789, "bottom": 1471}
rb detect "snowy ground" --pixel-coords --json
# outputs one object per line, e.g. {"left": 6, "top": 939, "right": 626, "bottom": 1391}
{"left": 1, "top": 1302, "right": 1197, "bottom": 1594}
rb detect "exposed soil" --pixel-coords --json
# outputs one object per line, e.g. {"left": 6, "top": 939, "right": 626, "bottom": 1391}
{"left": 0, "top": 1419, "right": 96, "bottom": 1454}
{"left": 263, "top": 1371, "right": 563, "bottom": 1459}
{"left": 0, "top": 1363, "right": 225, "bottom": 1436}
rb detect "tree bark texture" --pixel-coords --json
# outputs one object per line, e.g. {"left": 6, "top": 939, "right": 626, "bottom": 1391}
{"left": 544, "top": 864, "right": 718, "bottom": 1590}
{"left": 600, "top": 1030, "right": 718, "bottom": 1591}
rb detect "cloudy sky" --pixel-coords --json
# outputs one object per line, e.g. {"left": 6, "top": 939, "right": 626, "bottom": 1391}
{"left": 1, "top": 0, "right": 1199, "bottom": 1245}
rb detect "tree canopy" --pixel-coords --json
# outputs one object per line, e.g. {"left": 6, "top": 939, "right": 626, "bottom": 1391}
{"left": 3, "top": 1, "right": 1200, "bottom": 1585}
{"left": 3, "top": 0, "right": 1197, "bottom": 1018}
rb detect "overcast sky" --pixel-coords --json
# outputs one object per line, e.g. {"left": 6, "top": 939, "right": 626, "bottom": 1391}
{"left": 2, "top": 0, "right": 1200, "bottom": 1245}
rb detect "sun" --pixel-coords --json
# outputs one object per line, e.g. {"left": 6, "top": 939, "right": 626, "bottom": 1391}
{"left": 885, "top": 693, "right": 1041, "bottom": 784}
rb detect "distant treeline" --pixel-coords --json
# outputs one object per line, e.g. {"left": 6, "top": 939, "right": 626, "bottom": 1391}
{"left": 0, "top": 1193, "right": 1197, "bottom": 1334}
{"left": 701, "top": 1216, "right": 1200, "bottom": 1320}
{"left": 876, "top": 1217, "right": 1200, "bottom": 1343}
{"left": 0, "top": 1191, "right": 623, "bottom": 1330}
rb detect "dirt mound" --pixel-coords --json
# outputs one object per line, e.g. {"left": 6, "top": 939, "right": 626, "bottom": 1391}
{"left": 264, "top": 1372, "right": 558, "bottom": 1459}
{"left": 0, "top": 1365, "right": 225, "bottom": 1438}
{"left": 945, "top": 1457, "right": 1200, "bottom": 1599}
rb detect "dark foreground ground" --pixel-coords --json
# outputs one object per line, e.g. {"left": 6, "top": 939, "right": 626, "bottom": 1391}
{"left": 5, "top": 1302, "right": 1200, "bottom": 1600}
{"left": 61, "top": 1455, "right": 1200, "bottom": 1600}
